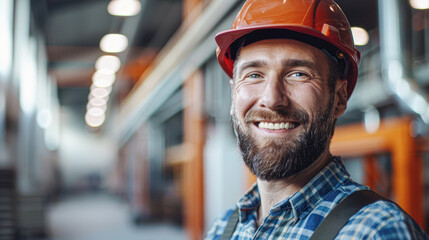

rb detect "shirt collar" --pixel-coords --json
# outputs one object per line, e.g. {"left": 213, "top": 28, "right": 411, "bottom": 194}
{"left": 236, "top": 157, "right": 351, "bottom": 218}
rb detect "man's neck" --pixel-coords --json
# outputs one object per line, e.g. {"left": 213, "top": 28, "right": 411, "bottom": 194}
{"left": 256, "top": 151, "right": 332, "bottom": 226}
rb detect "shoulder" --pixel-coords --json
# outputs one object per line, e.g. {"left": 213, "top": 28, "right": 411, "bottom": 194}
{"left": 204, "top": 207, "right": 236, "bottom": 240}
{"left": 336, "top": 200, "right": 429, "bottom": 240}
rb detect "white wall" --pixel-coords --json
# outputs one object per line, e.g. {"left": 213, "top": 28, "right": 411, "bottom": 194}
{"left": 204, "top": 123, "right": 246, "bottom": 231}
{"left": 59, "top": 108, "right": 116, "bottom": 190}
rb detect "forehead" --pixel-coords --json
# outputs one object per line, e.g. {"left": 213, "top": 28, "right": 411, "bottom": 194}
{"left": 236, "top": 38, "right": 329, "bottom": 67}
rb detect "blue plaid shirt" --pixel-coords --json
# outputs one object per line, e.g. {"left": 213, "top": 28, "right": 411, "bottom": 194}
{"left": 205, "top": 157, "right": 428, "bottom": 239}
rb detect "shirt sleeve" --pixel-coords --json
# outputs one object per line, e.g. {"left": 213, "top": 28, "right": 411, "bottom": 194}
{"left": 335, "top": 201, "right": 429, "bottom": 240}
{"left": 372, "top": 217, "right": 428, "bottom": 240}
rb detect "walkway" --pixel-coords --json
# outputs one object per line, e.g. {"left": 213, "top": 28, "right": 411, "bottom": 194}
{"left": 46, "top": 192, "right": 188, "bottom": 240}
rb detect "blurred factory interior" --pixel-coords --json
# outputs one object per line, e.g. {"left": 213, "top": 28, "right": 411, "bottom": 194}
{"left": 1, "top": 0, "right": 429, "bottom": 239}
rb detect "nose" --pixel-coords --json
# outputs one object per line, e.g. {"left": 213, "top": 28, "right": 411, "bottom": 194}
{"left": 258, "top": 75, "right": 289, "bottom": 110}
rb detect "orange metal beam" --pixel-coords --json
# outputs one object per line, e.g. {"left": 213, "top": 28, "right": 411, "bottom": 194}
{"left": 183, "top": 0, "right": 203, "bottom": 23}
{"left": 183, "top": 70, "right": 205, "bottom": 240}
{"left": 363, "top": 155, "right": 378, "bottom": 190}
{"left": 245, "top": 167, "right": 257, "bottom": 190}
{"left": 332, "top": 117, "right": 425, "bottom": 228}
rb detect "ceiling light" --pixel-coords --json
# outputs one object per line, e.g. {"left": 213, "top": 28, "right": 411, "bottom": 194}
{"left": 89, "top": 97, "right": 107, "bottom": 107}
{"left": 108, "top": 0, "right": 142, "bottom": 17}
{"left": 364, "top": 106, "right": 380, "bottom": 134}
{"left": 351, "top": 27, "right": 369, "bottom": 46}
{"left": 409, "top": 94, "right": 427, "bottom": 115}
{"left": 93, "top": 69, "right": 115, "bottom": 79}
{"left": 92, "top": 69, "right": 116, "bottom": 88}
{"left": 37, "top": 109, "right": 52, "bottom": 129}
{"left": 95, "top": 55, "right": 121, "bottom": 73}
{"left": 410, "top": 0, "right": 429, "bottom": 9}
{"left": 100, "top": 33, "right": 128, "bottom": 53}
{"left": 93, "top": 78, "right": 116, "bottom": 88}
{"left": 85, "top": 112, "right": 106, "bottom": 128}
{"left": 90, "top": 87, "right": 111, "bottom": 99}
{"left": 87, "top": 102, "right": 107, "bottom": 112}
{"left": 90, "top": 84, "right": 112, "bottom": 93}
{"left": 87, "top": 107, "right": 105, "bottom": 117}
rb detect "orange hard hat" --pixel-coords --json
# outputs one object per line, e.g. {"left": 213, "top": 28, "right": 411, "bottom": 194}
{"left": 215, "top": 0, "right": 361, "bottom": 98}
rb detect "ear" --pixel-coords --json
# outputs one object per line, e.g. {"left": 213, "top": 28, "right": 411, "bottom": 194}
{"left": 334, "top": 79, "right": 348, "bottom": 118}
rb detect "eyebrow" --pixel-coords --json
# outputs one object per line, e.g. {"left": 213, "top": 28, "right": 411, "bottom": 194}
{"left": 236, "top": 60, "right": 269, "bottom": 77}
{"left": 284, "top": 59, "right": 319, "bottom": 70}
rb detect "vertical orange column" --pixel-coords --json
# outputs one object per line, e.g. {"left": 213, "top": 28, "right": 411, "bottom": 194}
{"left": 331, "top": 117, "right": 425, "bottom": 228}
{"left": 245, "top": 168, "right": 257, "bottom": 190}
{"left": 363, "top": 155, "right": 378, "bottom": 190}
{"left": 412, "top": 154, "right": 426, "bottom": 228}
{"left": 391, "top": 119, "right": 424, "bottom": 227}
{"left": 183, "top": 0, "right": 203, "bottom": 23}
{"left": 183, "top": 70, "right": 205, "bottom": 240}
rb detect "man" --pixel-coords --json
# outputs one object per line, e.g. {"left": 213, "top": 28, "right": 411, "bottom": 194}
{"left": 205, "top": 0, "right": 429, "bottom": 239}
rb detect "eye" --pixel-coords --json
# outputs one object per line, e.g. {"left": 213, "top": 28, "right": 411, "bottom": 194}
{"left": 242, "top": 72, "right": 264, "bottom": 82}
{"left": 246, "top": 73, "right": 262, "bottom": 79}
{"left": 287, "top": 71, "right": 310, "bottom": 81}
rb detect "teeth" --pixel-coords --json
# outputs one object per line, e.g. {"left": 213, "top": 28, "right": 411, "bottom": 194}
{"left": 258, "top": 122, "right": 296, "bottom": 130}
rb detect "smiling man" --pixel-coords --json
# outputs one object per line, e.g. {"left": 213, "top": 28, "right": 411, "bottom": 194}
{"left": 205, "top": 0, "right": 428, "bottom": 239}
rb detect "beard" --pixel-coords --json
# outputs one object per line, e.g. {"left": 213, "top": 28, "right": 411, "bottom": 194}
{"left": 231, "top": 100, "right": 335, "bottom": 181}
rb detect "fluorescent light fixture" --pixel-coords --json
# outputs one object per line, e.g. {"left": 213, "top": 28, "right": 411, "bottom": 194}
{"left": 93, "top": 78, "right": 115, "bottom": 88}
{"left": 351, "top": 27, "right": 369, "bottom": 46}
{"left": 92, "top": 69, "right": 116, "bottom": 88}
{"left": 87, "top": 107, "right": 105, "bottom": 117}
{"left": 409, "top": 94, "right": 427, "bottom": 114}
{"left": 396, "top": 78, "right": 412, "bottom": 99}
{"left": 410, "top": 0, "right": 429, "bottom": 9}
{"left": 90, "top": 87, "right": 111, "bottom": 99}
{"left": 37, "top": 108, "right": 52, "bottom": 129}
{"left": 108, "top": 0, "right": 142, "bottom": 17}
{"left": 87, "top": 102, "right": 107, "bottom": 112}
{"left": 95, "top": 55, "right": 121, "bottom": 73}
{"left": 100, "top": 33, "right": 128, "bottom": 53}
{"left": 20, "top": 39, "right": 37, "bottom": 114}
{"left": 89, "top": 97, "right": 107, "bottom": 107}
{"left": 93, "top": 69, "right": 115, "bottom": 78}
{"left": 364, "top": 106, "right": 380, "bottom": 134}
{"left": 0, "top": 0, "right": 13, "bottom": 78}
{"left": 85, "top": 112, "right": 106, "bottom": 128}
{"left": 90, "top": 84, "right": 112, "bottom": 93}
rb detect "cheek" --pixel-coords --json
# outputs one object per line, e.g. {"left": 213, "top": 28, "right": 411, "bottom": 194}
{"left": 290, "top": 86, "right": 328, "bottom": 114}
{"left": 232, "top": 85, "right": 259, "bottom": 117}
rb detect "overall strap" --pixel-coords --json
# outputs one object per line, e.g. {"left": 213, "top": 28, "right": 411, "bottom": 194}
{"left": 219, "top": 208, "right": 240, "bottom": 240}
{"left": 309, "top": 190, "right": 387, "bottom": 240}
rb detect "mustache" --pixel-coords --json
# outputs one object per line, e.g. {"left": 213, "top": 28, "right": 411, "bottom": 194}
{"left": 244, "top": 107, "right": 309, "bottom": 124}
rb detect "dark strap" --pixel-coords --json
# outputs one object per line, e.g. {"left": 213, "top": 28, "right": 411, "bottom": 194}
{"left": 218, "top": 190, "right": 386, "bottom": 240}
{"left": 309, "top": 190, "right": 387, "bottom": 240}
{"left": 219, "top": 208, "right": 240, "bottom": 240}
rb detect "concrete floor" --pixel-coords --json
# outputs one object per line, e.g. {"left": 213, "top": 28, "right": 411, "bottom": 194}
{"left": 46, "top": 192, "right": 188, "bottom": 240}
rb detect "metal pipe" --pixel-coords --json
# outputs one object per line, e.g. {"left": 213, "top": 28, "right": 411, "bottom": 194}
{"left": 0, "top": 0, "right": 14, "bottom": 165}
{"left": 378, "top": 0, "right": 429, "bottom": 122}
